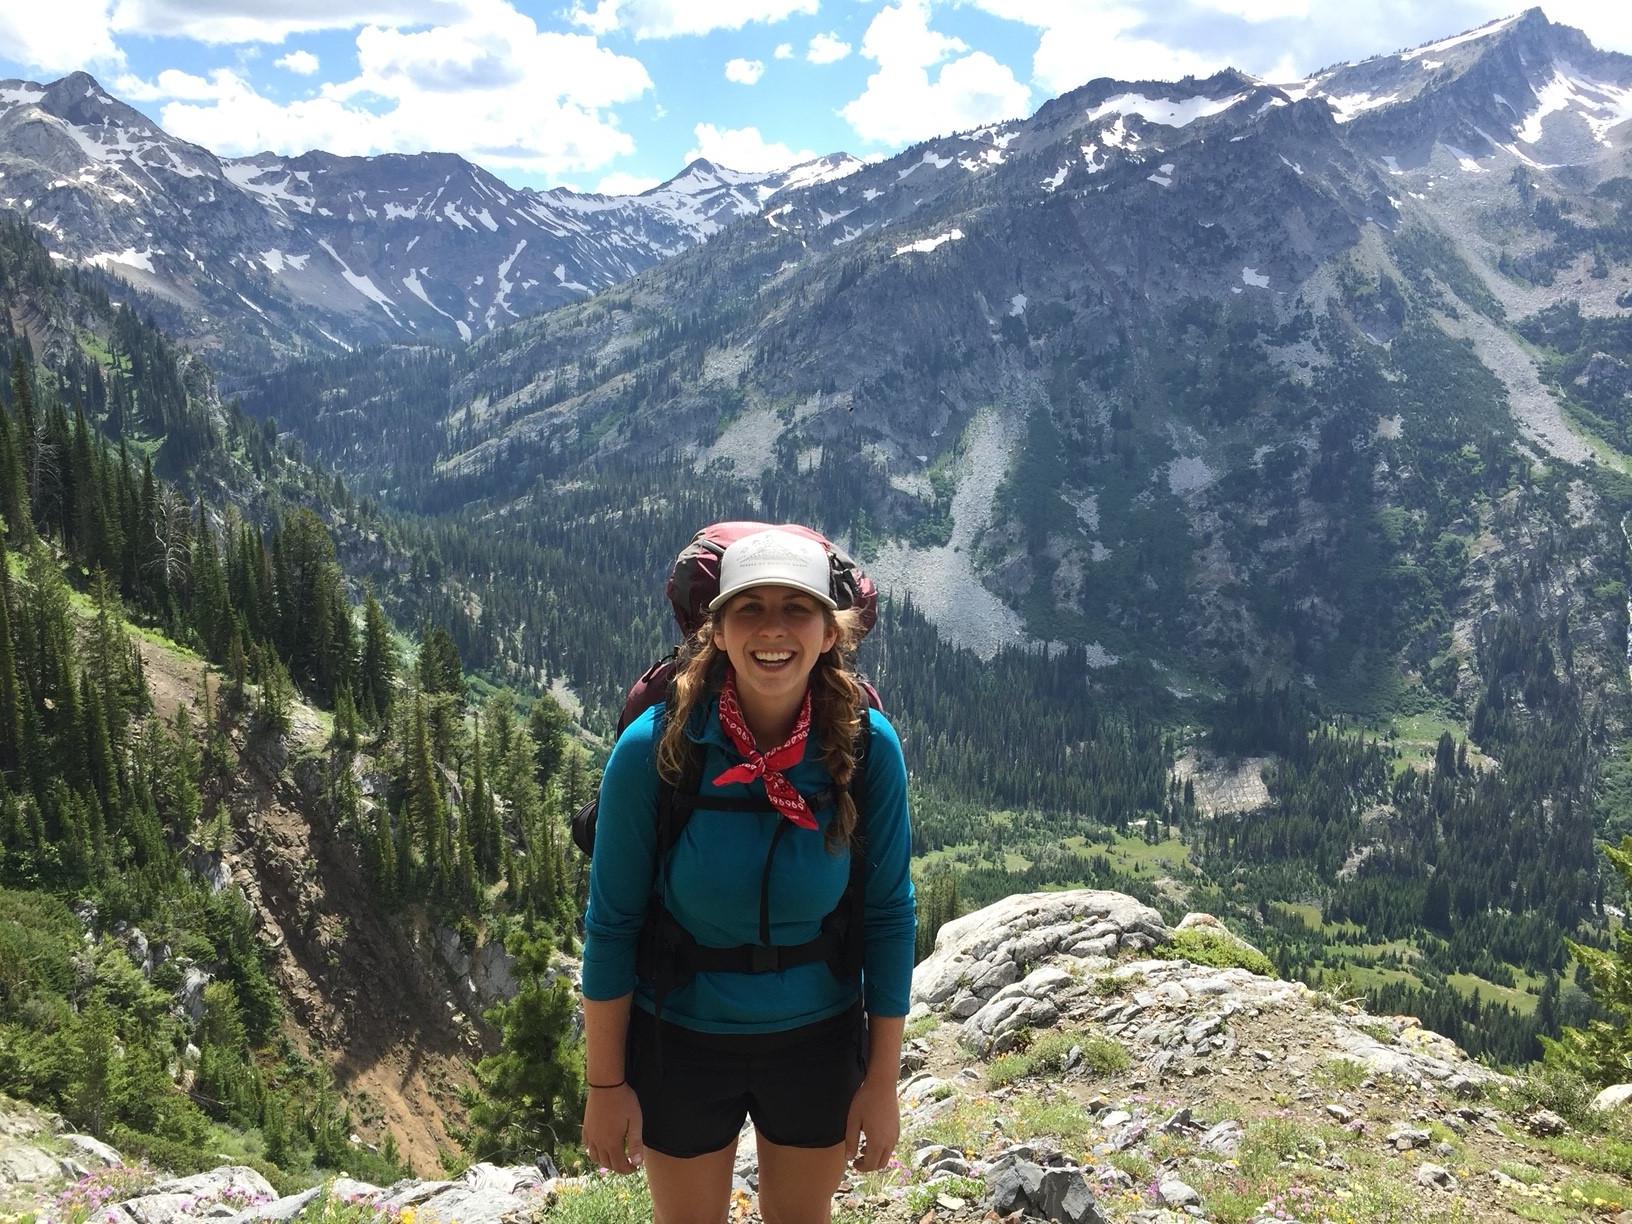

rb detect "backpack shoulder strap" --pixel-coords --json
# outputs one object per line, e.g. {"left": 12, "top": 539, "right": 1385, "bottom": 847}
{"left": 652, "top": 696, "right": 707, "bottom": 871}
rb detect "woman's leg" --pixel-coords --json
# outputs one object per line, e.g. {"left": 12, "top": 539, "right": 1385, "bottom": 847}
{"left": 754, "top": 1133, "right": 848, "bottom": 1224}
{"left": 644, "top": 1136, "right": 739, "bottom": 1224}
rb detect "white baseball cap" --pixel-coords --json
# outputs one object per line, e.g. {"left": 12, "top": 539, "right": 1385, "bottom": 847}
{"left": 708, "top": 529, "right": 838, "bottom": 612}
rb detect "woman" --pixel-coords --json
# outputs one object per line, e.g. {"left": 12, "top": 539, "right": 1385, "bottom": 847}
{"left": 580, "top": 526, "right": 916, "bottom": 1224}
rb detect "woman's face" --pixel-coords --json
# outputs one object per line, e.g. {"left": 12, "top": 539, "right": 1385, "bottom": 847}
{"left": 712, "top": 584, "right": 839, "bottom": 711}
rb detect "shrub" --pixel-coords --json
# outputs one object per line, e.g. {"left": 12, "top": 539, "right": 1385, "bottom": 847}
{"left": 1152, "top": 928, "right": 1275, "bottom": 977}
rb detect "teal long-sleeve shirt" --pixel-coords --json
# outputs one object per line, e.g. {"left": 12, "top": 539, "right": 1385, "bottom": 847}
{"left": 581, "top": 698, "right": 916, "bottom": 1033}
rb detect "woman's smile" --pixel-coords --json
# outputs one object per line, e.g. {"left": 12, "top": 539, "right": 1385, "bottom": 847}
{"left": 714, "top": 585, "right": 839, "bottom": 730}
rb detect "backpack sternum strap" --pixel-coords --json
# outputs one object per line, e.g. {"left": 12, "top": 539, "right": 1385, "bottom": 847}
{"left": 636, "top": 901, "right": 848, "bottom": 980}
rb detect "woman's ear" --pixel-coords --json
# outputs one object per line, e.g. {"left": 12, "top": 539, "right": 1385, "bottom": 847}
{"left": 821, "top": 621, "right": 840, "bottom": 654}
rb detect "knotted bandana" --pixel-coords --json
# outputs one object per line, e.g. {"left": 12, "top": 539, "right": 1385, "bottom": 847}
{"left": 711, "top": 669, "right": 818, "bottom": 830}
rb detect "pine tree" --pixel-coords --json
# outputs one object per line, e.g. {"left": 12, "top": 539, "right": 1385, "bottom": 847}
{"left": 0, "top": 393, "right": 32, "bottom": 544}
{"left": 0, "top": 535, "right": 23, "bottom": 777}
{"left": 458, "top": 929, "right": 583, "bottom": 1163}
{"left": 528, "top": 694, "right": 570, "bottom": 792}
{"left": 80, "top": 670, "right": 116, "bottom": 814}
{"left": 358, "top": 591, "right": 397, "bottom": 724}
{"left": 1546, "top": 838, "right": 1632, "bottom": 1083}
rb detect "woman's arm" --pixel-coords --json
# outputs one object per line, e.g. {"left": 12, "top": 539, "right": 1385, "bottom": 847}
{"left": 582, "top": 994, "right": 643, "bottom": 1173}
{"left": 845, "top": 712, "right": 916, "bottom": 1171}
{"left": 581, "top": 710, "right": 662, "bottom": 1001}
{"left": 858, "top": 712, "right": 917, "bottom": 1015}
{"left": 845, "top": 1011, "right": 906, "bottom": 1170}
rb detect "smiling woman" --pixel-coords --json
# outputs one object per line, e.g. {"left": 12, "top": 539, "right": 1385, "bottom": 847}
{"left": 580, "top": 524, "right": 916, "bottom": 1223}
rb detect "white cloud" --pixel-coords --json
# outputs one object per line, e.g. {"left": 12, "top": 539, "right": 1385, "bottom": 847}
{"left": 1194, "top": 0, "right": 1310, "bottom": 19}
{"left": 0, "top": 0, "right": 123, "bottom": 73}
{"left": 840, "top": 0, "right": 1028, "bottom": 146}
{"left": 806, "top": 31, "right": 851, "bottom": 64}
{"left": 965, "top": 1, "right": 1632, "bottom": 99}
{"left": 143, "top": 4, "right": 651, "bottom": 177}
{"left": 725, "top": 57, "right": 765, "bottom": 84}
{"left": 773, "top": 42, "right": 794, "bottom": 59}
{"left": 594, "top": 170, "right": 660, "bottom": 194}
{"left": 108, "top": 0, "right": 462, "bottom": 44}
{"left": 569, "top": 0, "right": 816, "bottom": 39}
{"left": 275, "top": 49, "right": 321, "bottom": 75}
{"left": 686, "top": 122, "right": 817, "bottom": 171}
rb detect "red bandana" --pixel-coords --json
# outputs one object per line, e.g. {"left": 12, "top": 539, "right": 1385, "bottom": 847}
{"left": 711, "top": 669, "right": 818, "bottom": 830}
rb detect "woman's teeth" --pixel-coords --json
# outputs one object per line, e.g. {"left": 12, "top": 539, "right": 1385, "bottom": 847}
{"left": 753, "top": 651, "right": 793, "bottom": 666}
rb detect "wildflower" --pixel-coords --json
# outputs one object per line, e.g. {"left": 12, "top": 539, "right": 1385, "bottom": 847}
{"left": 400, "top": 1205, "right": 417, "bottom": 1224}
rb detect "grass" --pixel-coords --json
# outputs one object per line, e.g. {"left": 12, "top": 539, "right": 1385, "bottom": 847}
{"left": 1153, "top": 927, "right": 1275, "bottom": 977}
{"left": 1270, "top": 900, "right": 1323, "bottom": 930}
{"left": 987, "top": 1030, "right": 1130, "bottom": 1086}
{"left": 908, "top": 1097, "right": 993, "bottom": 1152}
{"left": 1447, "top": 971, "right": 1538, "bottom": 1015}
{"left": 1330, "top": 963, "right": 1420, "bottom": 994}
{"left": 1537, "top": 1132, "right": 1632, "bottom": 1180}
{"left": 1314, "top": 1058, "right": 1369, "bottom": 1092}
{"left": 1010, "top": 1094, "right": 1098, "bottom": 1146}
{"left": 544, "top": 1174, "right": 654, "bottom": 1224}
{"left": 903, "top": 1176, "right": 984, "bottom": 1216}
{"left": 1237, "top": 1116, "right": 1308, "bottom": 1181}
{"left": 902, "top": 1013, "right": 939, "bottom": 1041}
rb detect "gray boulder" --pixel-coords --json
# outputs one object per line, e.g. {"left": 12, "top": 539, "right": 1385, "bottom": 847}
{"left": 61, "top": 1132, "right": 125, "bottom": 1167}
{"left": 0, "top": 1143, "right": 68, "bottom": 1187}
{"left": 1593, "top": 1083, "right": 1632, "bottom": 1113}
{"left": 913, "top": 890, "right": 1167, "bottom": 1020}
{"left": 176, "top": 967, "right": 211, "bottom": 1025}
{"left": 985, "top": 1153, "right": 1107, "bottom": 1224}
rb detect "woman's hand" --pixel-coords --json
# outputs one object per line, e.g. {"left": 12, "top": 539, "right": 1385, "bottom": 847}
{"left": 582, "top": 1084, "right": 644, "bottom": 1174}
{"left": 844, "top": 1077, "right": 900, "bottom": 1172}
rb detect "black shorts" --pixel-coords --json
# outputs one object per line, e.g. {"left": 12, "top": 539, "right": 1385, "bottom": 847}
{"left": 627, "top": 1001, "right": 868, "bottom": 1158}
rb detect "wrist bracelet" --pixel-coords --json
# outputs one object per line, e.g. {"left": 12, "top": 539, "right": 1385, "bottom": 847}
{"left": 587, "top": 1078, "right": 625, "bottom": 1090}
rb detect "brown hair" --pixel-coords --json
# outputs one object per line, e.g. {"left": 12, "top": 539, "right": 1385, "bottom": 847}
{"left": 657, "top": 602, "right": 868, "bottom": 852}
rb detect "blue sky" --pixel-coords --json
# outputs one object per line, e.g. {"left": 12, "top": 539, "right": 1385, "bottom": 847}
{"left": 2, "top": 2, "right": 1629, "bottom": 194}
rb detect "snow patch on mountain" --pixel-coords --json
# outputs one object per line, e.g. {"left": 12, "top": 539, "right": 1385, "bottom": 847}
{"left": 894, "top": 229, "right": 963, "bottom": 256}
{"left": 1088, "top": 92, "right": 1248, "bottom": 128}
{"left": 1517, "top": 67, "right": 1632, "bottom": 145}
{"left": 87, "top": 247, "right": 158, "bottom": 272}
{"left": 1324, "top": 90, "right": 1401, "bottom": 122}
{"left": 317, "top": 239, "right": 396, "bottom": 316}
{"left": 1403, "top": 13, "right": 1519, "bottom": 61}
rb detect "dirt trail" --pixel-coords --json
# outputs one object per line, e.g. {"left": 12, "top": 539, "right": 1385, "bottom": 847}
{"left": 132, "top": 634, "right": 478, "bottom": 1176}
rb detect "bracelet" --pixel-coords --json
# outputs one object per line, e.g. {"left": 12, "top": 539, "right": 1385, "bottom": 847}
{"left": 587, "top": 1078, "right": 626, "bottom": 1090}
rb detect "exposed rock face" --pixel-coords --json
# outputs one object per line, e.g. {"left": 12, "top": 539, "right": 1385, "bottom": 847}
{"left": 911, "top": 890, "right": 1168, "bottom": 1021}
{"left": 911, "top": 889, "right": 1504, "bottom": 1091}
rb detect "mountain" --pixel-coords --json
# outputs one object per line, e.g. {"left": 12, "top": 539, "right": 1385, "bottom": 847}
{"left": 216, "top": 7, "right": 1632, "bottom": 1049}
{"left": 270, "top": 8, "right": 1628, "bottom": 684}
{"left": 0, "top": 71, "right": 861, "bottom": 370}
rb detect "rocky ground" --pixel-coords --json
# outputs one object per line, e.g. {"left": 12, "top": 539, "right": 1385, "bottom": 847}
{"left": 5, "top": 890, "right": 1632, "bottom": 1224}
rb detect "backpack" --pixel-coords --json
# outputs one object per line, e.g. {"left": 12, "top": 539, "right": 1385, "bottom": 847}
{"left": 571, "top": 522, "right": 884, "bottom": 1012}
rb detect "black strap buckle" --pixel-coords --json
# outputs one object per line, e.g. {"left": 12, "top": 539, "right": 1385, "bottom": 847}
{"left": 750, "top": 944, "right": 780, "bottom": 973}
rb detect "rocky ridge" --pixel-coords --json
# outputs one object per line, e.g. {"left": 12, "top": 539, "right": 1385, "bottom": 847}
{"left": 8, "top": 890, "right": 1630, "bottom": 1224}
{"left": 0, "top": 71, "right": 861, "bottom": 364}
